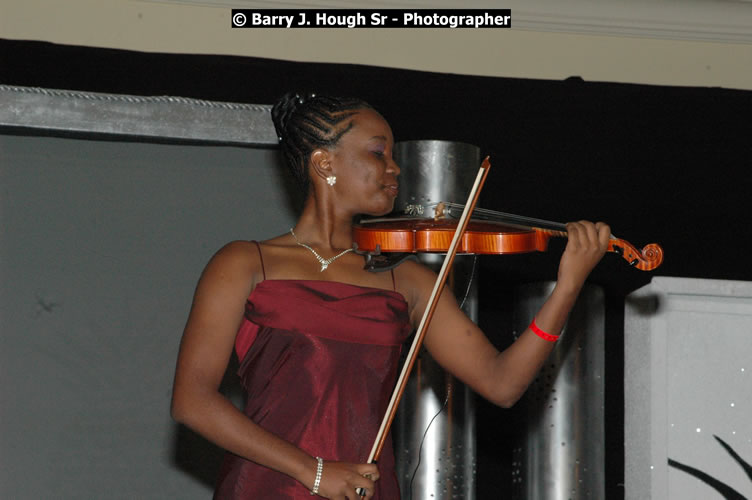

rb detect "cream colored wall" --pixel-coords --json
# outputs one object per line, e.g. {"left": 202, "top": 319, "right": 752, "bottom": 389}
{"left": 2, "top": 0, "right": 752, "bottom": 91}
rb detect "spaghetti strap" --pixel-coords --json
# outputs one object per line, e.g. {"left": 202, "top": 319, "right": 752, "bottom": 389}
{"left": 390, "top": 268, "right": 396, "bottom": 292}
{"left": 252, "top": 241, "right": 266, "bottom": 281}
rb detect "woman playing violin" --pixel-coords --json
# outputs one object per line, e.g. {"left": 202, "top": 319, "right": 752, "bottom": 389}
{"left": 170, "top": 92, "right": 611, "bottom": 499}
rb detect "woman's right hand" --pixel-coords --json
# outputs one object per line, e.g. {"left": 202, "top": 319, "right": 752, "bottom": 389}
{"left": 313, "top": 460, "right": 380, "bottom": 499}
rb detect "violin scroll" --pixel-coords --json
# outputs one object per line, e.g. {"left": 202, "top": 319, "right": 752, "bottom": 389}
{"left": 607, "top": 238, "right": 664, "bottom": 271}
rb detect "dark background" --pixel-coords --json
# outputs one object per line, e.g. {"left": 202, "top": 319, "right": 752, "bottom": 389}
{"left": 3, "top": 38, "right": 750, "bottom": 498}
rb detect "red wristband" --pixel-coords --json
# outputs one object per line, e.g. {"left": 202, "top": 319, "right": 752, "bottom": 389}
{"left": 529, "top": 318, "right": 560, "bottom": 342}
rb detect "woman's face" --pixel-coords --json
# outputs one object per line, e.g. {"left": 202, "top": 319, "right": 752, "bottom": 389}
{"left": 327, "top": 108, "right": 401, "bottom": 216}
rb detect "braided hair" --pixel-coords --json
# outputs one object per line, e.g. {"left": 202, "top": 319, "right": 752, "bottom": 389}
{"left": 271, "top": 92, "right": 374, "bottom": 192}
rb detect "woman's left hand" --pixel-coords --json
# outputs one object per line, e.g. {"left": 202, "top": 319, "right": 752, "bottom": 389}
{"left": 556, "top": 220, "right": 610, "bottom": 292}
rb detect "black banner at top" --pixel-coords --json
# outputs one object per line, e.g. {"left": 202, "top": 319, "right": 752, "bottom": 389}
{"left": 231, "top": 9, "right": 512, "bottom": 29}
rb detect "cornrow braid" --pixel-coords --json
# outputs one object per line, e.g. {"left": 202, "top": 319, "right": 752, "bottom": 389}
{"left": 271, "top": 92, "right": 374, "bottom": 192}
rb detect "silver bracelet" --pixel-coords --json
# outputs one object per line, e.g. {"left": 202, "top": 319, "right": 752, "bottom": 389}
{"left": 310, "top": 456, "right": 324, "bottom": 495}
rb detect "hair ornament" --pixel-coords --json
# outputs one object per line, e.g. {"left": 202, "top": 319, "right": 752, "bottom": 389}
{"left": 270, "top": 91, "right": 373, "bottom": 192}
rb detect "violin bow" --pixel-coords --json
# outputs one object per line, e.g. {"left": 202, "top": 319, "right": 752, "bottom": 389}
{"left": 357, "top": 157, "right": 491, "bottom": 497}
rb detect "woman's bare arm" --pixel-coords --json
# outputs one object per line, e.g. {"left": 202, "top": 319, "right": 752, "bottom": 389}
{"left": 403, "top": 221, "right": 610, "bottom": 408}
{"left": 170, "top": 241, "right": 379, "bottom": 498}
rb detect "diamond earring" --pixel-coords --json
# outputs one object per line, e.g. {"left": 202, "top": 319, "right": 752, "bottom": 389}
{"left": 326, "top": 175, "right": 337, "bottom": 186}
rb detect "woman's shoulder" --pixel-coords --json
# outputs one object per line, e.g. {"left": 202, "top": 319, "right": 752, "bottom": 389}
{"left": 395, "top": 258, "right": 437, "bottom": 282}
{"left": 207, "top": 233, "right": 293, "bottom": 283}
{"left": 202, "top": 240, "right": 264, "bottom": 285}
{"left": 393, "top": 258, "right": 440, "bottom": 304}
{"left": 213, "top": 232, "right": 287, "bottom": 262}
{"left": 213, "top": 240, "right": 260, "bottom": 262}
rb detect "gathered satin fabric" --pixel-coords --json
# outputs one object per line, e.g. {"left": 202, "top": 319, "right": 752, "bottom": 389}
{"left": 214, "top": 279, "right": 412, "bottom": 499}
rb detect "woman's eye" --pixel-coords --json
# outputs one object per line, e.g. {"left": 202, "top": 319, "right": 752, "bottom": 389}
{"left": 372, "top": 150, "right": 385, "bottom": 157}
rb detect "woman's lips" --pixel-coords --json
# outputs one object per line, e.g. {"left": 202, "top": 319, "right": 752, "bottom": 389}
{"left": 384, "top": 184, "right": 399, "bottom": 197}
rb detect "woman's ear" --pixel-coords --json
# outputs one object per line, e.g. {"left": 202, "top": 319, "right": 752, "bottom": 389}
{"left": 309, "top": 149, "right": 334, "bottom": 182}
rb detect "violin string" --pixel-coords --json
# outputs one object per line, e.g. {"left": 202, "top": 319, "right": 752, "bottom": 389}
{"left": 437, "top": 202, "right": 568, "bottom": 231}
{"left": 362, "top": 203, "right": 568, "bottom": 232}
{"left": 443, "top": 202, "right": 620, "bottom": 238}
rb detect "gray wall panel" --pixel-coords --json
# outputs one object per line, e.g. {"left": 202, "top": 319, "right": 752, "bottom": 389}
{"left": 0, "top": 134, "right": 297, "bottom": 499}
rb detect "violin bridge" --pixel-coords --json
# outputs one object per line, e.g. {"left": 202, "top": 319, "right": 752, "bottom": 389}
{"left": 404, "top": 201, "right": 453, "bottom": 220}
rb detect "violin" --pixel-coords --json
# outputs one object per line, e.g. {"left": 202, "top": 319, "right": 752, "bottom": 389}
{"left": 353, "top": 201, "right": 664, "bottom": 271}
{"left": 356, "top": 158, "right": 662, "bottom": 496}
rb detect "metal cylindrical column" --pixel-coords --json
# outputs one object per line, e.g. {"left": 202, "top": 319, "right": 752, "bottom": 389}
{"left": 392, "top": 140, "right": 481, "bottom": 500}
{"left": 513, "top": 282, "right": 606, "bottom": 500}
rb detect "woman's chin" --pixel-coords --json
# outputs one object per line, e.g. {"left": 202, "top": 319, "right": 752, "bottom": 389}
{"left": 375, "top": 202, "right": 398, "bottom": 217}
{"left": 358, "top": 199, "right": 397, "bottom": 218}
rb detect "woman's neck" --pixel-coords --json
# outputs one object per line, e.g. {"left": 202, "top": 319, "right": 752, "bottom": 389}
{"left": 293, "top": 196, "right": 355, "bottom": 250}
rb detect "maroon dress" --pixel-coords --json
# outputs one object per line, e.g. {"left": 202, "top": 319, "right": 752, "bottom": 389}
{"left": 213, "top": 272, "right": 412, "bottom": 499}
